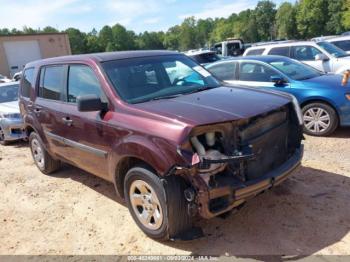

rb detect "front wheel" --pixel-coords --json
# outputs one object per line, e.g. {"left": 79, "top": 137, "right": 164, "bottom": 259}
{"left": 302, "top": 103, "right": 338, "bottom": 136}
{"left": 124, "top": 167, "right": 192, "bottom": 240}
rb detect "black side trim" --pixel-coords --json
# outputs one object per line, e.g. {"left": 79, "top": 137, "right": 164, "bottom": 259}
{"left": 45, "top": 131, "right": 108, "bottom": 158}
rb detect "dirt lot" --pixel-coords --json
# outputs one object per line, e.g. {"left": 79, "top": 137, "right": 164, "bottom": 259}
{"left": 0, "top": 128, "right": 350, "bottom": 256}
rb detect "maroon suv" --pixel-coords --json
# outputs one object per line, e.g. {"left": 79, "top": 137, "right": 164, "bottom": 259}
{"left": 19, "top": 51, "right": 304, "bottom": 240}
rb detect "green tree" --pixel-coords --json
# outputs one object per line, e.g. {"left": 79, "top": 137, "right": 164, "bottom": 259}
{"left": 99, "top": 25, "right": 113, "bottom": 51}
{"left": 297, "top": 0, "right": 328, "bottom": 38}
{"left": 137, "top": 31, "right": 165, "bottom": 50}
{"left": 42, "top": 26, "right": 59, "bottom": 33}
{"left": 343, "top": 0, "right": 350, "bottom": 29}
{"left": 111, "top": 24, "right": 136, "bottom": 50}
{"left": 276, "top": 2, "right": 298, "bottom": 39}
{"left": 255, "top": 0, "right": 277, "bottom": 40}
{"left": 163, "top": 25, "right": 181, "bottom": 50}
{"left": 326, "top": 0, "right": 345, "bottom": 34}
{"left": 65, "top": 28, "right": 87, "bottom": 54}
{"left": 178, "top": 17, "right": 198, "bottom": 50}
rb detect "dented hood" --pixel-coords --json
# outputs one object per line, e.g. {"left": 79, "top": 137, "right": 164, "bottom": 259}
{"left": 133, "top": 86, "right": 291, "bottom": 126}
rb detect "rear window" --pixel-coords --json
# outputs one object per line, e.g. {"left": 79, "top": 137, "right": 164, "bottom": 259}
{"left": 245, "top": 48, "right": 265, "bottom": 56}
{"left": 192, "top": 53, "right": 221, "bottom": 64}
{"left": 39, "top": 66, "right": 65, "bottom": 101}
{"left": 21, "top": 68, "right": 34, "bottom": 98}
{"left": 331, "top": 40, "right": 350, "bottom": 52}
{"left": 268, "top": 47, "right": 290, "bottom": 57}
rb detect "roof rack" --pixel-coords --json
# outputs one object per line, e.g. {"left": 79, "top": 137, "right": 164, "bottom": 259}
{"left": 251, "top": 40, "right": 297, "bottom": 47}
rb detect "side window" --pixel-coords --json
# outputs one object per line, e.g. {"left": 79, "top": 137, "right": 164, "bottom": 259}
{"left": 239, "top": 62, "right": 279, "bottom": 82}
{"left": 292, "top": 46, "right": 322, "bottom": 61}
{"left": 21, "top": 68, "right": 34, "bottom": 98}
{"left": 68, "top": 65, "right": 103, "bottom": 103}
{"left": 39, "top": 66, "right": 65, "bottom": 101}
{"left": 332, "top": 40, "right": 350, "bottom": 51}
{"left": 208, "top": 62, "right": 236, "bottom": 81}
{"left": 268, "top": 47, "right": 290, "bottom": 57}
{"left": 245, "top": 48, "right": 265, "bottom": 56}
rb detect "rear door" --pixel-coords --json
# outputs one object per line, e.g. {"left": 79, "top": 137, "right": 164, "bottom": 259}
{"left": 35, "top": 65, "right": 67, "bottom": 156}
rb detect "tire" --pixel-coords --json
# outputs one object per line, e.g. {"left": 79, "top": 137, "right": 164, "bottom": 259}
{"left": 29, "top": 132, "right": 61, "bottom": 174}
{"left": 302, "top": 102, "right": 338, "bottom": 136}
{"left": 124, "top": 166, "right": 192, "bottom": 240}
{"left": 0, "top": 126, "right": 9, "bottom": 145}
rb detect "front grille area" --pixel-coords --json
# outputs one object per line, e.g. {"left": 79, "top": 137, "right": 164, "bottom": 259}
{"left": 235, "top": 104, "right": 300, "bottom": 181}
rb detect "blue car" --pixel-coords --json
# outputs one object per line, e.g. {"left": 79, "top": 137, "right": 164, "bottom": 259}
{"left": 206, "top": 55, "right": 350, "bottom": 136}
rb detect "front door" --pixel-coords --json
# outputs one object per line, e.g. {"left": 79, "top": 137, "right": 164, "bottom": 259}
{"left": 57, "top": 64, "right": 113, "bottom": 179}
{"left": 291, "top": 45, "right": 331, "bottom": 73}
{"left": 227, "top": 61, "right": 290, "bottom": 92}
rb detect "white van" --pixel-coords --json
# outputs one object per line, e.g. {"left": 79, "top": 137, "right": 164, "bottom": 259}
{"left": 243, "top": 41, "right": 350, "bottom": 74}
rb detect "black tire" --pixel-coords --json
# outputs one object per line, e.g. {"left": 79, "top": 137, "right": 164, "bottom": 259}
{"left": 124, "top": 166, "right": 192, "bottom": 240}
{"left": 302, "top": 102, "right": 338, "bottom": 136}
{"left": 0, "top": 127, "right": 9, "bottom": 145}
{"left": 29, "top": 132, "right": 61, "bottom": 174}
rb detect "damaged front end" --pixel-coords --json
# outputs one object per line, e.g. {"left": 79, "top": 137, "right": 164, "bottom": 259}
{"left": 169, "top": 102, "right": 304, "bottom": 219}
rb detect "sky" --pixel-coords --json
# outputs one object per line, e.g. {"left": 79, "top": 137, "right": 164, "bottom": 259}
{"left": 0, "top": 0, "right": 293, "bottom": 33}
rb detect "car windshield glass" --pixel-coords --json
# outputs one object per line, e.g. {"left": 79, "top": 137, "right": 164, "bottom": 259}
{"left": 0, "top": 85, "right": 19, "bottom": 103}
{"left": 102, "top": 54, "right": 220, "bottom": 104}
{"left": 269, "top": 59, "right": 322, "bottom": 80}
{"left": 317, "top": 41, "right": 349, "bottom": 58}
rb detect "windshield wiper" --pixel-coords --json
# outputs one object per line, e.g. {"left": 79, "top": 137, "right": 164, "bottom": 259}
{"left": 150, "top": 94, "right": 183, "bottom": 101}
{"left": 184, "top": 86, "right": 218, "bottom": 95}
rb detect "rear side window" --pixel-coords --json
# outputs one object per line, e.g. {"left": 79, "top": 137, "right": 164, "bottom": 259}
{"left": 331, "top": 40, "right": 350, "bottom": 52}
{"left": 67, "top": 65, "right": 103, "bottom": 103}
{"left": 21, "top": 68, "right": 34, "bottom": 98}
{"left": 245, "top": 48, "right": 265, "bottom": 56}
{"left": 207, "top": 62, "right": 236, "bottom": 81}
{"left": 39, "top": 66, "right": 65, "bottom": 101}
{"left": 268, "top": 47, "right": 290, "bottom": 57}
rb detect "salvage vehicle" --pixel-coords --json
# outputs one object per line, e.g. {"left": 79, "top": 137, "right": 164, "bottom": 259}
{"left": 19, "top": 51, "right": 304, "bottom": 240}
{"left": 0, "top": 82, "right": 26, "bottom": 145}
{"left": 212, "top": 38, "right": 245, "bottom": 57}
{"left": 206, "top": 55, "right": 350, "bottom": 136}
{"left": 243, "top": 41, "right": 350, "bottom": 74}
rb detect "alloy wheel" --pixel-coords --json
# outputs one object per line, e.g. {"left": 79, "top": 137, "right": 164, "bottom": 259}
{"left": 129, "top": 180, "right": 163, "bottom": 230}
{"left": 31, "top": 138, "right": 45, "bottom": 169}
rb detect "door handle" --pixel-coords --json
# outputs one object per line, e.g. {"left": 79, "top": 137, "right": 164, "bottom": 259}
{"left": 62, "top": 117, "right": 73, "bottom": 126}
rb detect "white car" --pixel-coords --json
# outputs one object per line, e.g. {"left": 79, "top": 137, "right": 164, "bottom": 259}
{"left": 243, "top": 41, "right": 350, "bottom": 74}
{"left": 324, "top": 36, "right": 350, "bottom": 54}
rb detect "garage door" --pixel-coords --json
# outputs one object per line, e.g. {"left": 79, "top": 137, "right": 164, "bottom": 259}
{"left": 3, "top": 40, "right": 42, "bottom": 77}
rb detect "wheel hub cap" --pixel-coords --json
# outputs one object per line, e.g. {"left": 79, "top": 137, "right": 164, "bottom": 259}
{"left": 129, "top": 180, "right": 163, "bottom": 230}
{"left": 303, "top": 107, "right": 331, "bottom": 134}
{"left": 31, "top": 138, "right": 45, "bottom": 168}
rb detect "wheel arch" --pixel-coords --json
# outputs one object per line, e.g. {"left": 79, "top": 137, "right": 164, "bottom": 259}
{"left": 300, "top": 98, "right": 340, "bottom": 120}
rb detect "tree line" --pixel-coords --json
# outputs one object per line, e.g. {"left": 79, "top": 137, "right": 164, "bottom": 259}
{"left": 1, "top": 0, "right": 349, "bottom": 54}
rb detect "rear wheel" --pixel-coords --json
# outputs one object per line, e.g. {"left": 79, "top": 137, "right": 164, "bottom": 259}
{"left": 124, "top": 166, "right": 192, "bottom": 240}
{"left": 302, "top": 103, "right": 338, "bottom": 136}
{"left": 0, "top": 127, "right": 9, "bottom": 145}
{"left": 29, "top": 132, "right": 61, "bottom": 174}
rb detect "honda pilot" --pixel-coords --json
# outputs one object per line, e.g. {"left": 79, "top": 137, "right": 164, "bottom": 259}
{"left": 19, "top": 51, "right": 304, "bottom": 240}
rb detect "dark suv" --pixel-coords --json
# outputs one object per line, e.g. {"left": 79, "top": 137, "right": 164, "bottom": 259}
{"left": 19, "top": 51, "right": 304, "bottom": 240}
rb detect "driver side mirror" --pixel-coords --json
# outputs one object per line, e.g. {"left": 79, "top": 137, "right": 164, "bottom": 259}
{"left": 77, "top": 95, "right": 107, "bottom": 112}
{"left": 270, "top": 75, "right": 286, "bottom": 86}
{"left": 315, "top": 54, "right": 329, "bottom": 61}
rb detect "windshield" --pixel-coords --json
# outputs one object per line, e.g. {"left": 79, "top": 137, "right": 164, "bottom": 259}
{"left": 268, "top": 59, "right": 322, "bottom": 80}
{"left": 317, "top": 41, "right": 349, "bottom": 58}
{"left": 102, "top": 54, "right": 220, "bottom": 104}
{"left": 0, "top": 84, "right": 19, "bottom": 103}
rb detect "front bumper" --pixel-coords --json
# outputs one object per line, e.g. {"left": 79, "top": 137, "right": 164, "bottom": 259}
{"left": 196, "top": 145, "right": 304, "bottom": 219}
{"left": 0, "top": 118, "right": 26, "bottom": 142}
